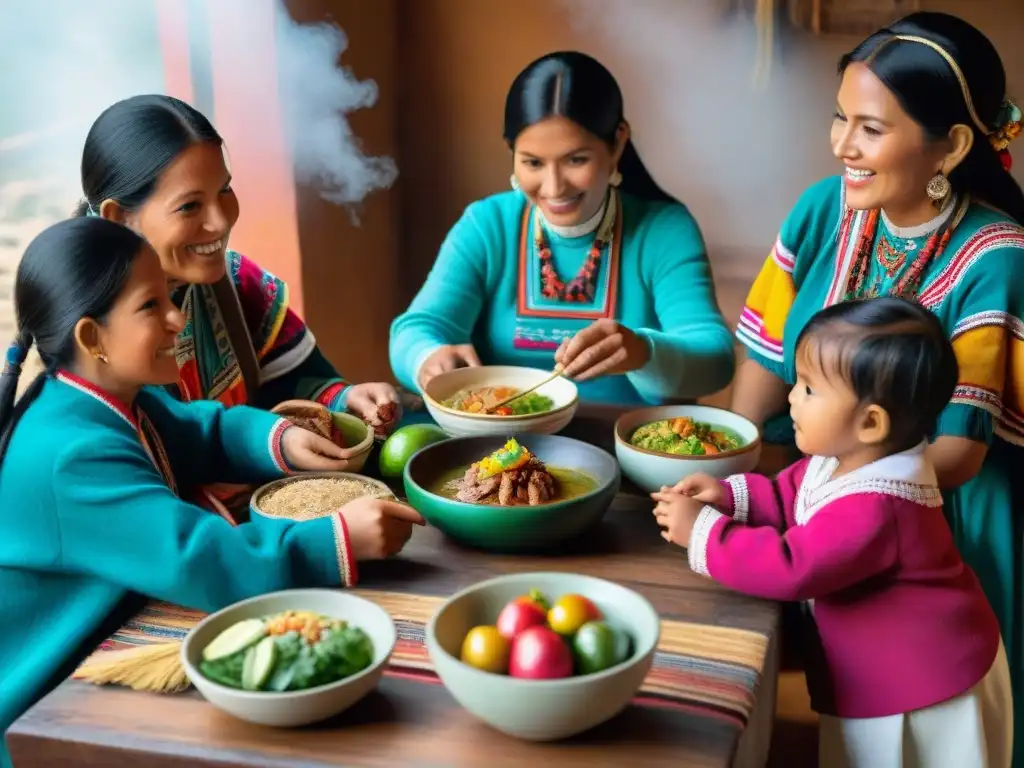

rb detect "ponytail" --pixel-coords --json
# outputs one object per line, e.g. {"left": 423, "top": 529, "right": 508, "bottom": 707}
{"left": 617, "top": 139, "right": 678, "bottom": 206}
{"left": 953, "top": 139, "right": 1024, "bottom": 226}
{"left": 0, "top": 331, "right": 45, "bottom": 466}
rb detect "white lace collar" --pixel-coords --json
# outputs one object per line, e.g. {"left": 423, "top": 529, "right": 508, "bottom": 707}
{"left": 795, "top": 442, "right": 942, "bottom": 525}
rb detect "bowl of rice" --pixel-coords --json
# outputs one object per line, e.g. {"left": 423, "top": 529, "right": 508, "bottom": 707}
{"left": 250, "top": 473, "right": 396, "bottom": 524}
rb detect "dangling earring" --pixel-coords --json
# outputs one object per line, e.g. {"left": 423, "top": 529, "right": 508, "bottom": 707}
{"left": 609, "top": 169, "right": 623, "bottom": 188}
{"left": 926, "top": 172, "right": 951, "bottom": 206}
{"left": 93, "top": 350, "right": 108, "bottom": 364}
{"left": 510, "top": 174, "right": 520, "bottom": 191}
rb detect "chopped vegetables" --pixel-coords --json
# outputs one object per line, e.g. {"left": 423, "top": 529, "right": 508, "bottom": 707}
{"left": 442, "top": 386, "right": 554, "bottom": 416}
{"left": 629, "top": 417, "right": 743, "bottom": 456}
{"left": 476, "top": 439, "right": 533, "bottom": 479}
{"left": 198, "top": 610, "right": 374, "bottom": 692}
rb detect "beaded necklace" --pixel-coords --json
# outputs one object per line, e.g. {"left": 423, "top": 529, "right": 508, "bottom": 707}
{"left": 841, "top": 198, "right": 966, "bottom": 302}
{"left": 534, "top": 189, "right": 619, "bottom": 303}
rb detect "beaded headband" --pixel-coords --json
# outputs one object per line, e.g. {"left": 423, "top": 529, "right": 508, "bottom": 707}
{"left": 868, "top": 34, "right": 1021, "bottom": 168}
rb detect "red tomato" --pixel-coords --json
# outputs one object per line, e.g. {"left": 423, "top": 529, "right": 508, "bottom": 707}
{"left": 509, "top": 626, "right": 573, "bottom": 679}
{"left": 496, "top": 597, "right": 548, "bottom": 640}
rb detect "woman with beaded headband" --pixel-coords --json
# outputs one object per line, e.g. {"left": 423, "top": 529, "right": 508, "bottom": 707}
{"left": 389, "top": 52, "right": 734, "bottom": 405}
{"left": 727, "top": 11, "right": 1024, "bottom": 761}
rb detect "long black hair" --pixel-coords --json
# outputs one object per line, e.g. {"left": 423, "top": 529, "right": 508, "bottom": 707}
{"left": 74, "top": 94, "right": 222, "bottom": 217}
{"left": 0, "top": 218, "right": 145, "bottom": 463}
{"left": 503, "top": 51, "right": 676, "bottom": 205}
{"left": 796, "top": 297, "right": 958, "bottom": 451}
{"left": 840, "top": 12, "right": 1024, "bottom": 225}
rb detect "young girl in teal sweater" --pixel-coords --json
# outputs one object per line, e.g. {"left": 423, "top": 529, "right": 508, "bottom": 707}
{"left": 0, "top": 218, "right": 423, "bottom": 766}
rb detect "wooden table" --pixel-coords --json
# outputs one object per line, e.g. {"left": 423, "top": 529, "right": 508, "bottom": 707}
{"left": 7, "top": 408, "right": 782, "bottom": 768}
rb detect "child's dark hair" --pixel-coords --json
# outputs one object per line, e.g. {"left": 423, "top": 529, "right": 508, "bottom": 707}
{"left": 0, "top": 218, "right": 146, "bottom": 463}
{"left": 795, "top": 297, "right": 958, "bottom": 450}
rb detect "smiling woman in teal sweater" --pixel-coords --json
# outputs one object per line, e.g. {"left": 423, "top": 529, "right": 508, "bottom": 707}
{"left": 390, "top": 52, "right": 734, "bottom": 404}
{"left": 0, "top": 218, "right": 422, "bottom": 767}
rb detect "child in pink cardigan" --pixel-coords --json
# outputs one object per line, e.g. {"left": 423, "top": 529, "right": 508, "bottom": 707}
{"left": 653, "top": 297, "right": 1012, "bottom": 768}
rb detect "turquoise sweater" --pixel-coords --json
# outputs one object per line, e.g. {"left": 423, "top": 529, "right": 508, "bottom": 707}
{"left": 0, "top": 373, "right": 355, "bottom": 766}
{"left": 390, "top": 191, "right": 734, "bottom": 405}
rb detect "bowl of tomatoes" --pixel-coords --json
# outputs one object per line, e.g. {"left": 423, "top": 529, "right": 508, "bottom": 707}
{"left": 425, "top": 572, "right": 660, "bottom": 741}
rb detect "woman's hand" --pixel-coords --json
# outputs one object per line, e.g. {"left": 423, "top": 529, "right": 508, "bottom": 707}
{"left": 345, "top": 382, "right": 400, "bottom": 433}
{"left": 670, "top": 472, "right": 726, "bottom": 506}
{"left": 338, "top": 497, "right": 425, "bottom": 560}
{"left": 280, "top": 426, "right": 356, "bottom": 472}
{"left": 417, "top": 344, "right": 482, "bottom": 389}
{"left": 555, "top": 319, "right": 650, "bottom": 381}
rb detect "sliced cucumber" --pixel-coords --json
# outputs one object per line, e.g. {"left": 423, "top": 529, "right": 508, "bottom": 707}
{"left": 241, "top": 636, "right": 278, "bottom": 691}
{"left": 202, "top": 618, "right": 267, "bottom": 662}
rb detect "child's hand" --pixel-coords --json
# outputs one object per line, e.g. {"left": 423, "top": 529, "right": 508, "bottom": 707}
{"left": 668, "top": 472, "right": 726, "bottom": 506}
{"left": 281, "top": 426, "right": 355, "bottom": 472}
{"left": 651, "top": 489, "right": 704, "bottom": 547}
{"left": 339, "top": 497, "right": 425, "bottom": 561}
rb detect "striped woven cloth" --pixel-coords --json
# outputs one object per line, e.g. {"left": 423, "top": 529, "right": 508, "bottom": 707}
{"left": 76, "top": 589, "right": 769, "bottom": 729}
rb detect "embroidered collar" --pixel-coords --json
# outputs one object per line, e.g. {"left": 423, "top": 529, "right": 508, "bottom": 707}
{"left": 881, "top": 198, "right": 957, "bottom": 240}
{"left": 539, "top": 197, "right": 607, "bottom": 239}
{"left": 54, "top": 370, "right": 137, "bottom": 430}
{"left": 795, "top": 442, "right": 942, "bottom": 525}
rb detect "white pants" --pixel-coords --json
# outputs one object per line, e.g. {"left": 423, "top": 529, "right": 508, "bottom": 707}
{"left": 818, "top": 640, "right": 1012, "bottom": 768}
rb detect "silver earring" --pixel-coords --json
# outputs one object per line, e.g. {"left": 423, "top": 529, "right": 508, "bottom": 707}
{"left": 609, "top": 170, "right": 623, "bottom": 188}
{"left": 926, "top": 172, "right": 951, "bottom": 203}
{"left": 510, "top": 174, "right": 520, "bottom": 191}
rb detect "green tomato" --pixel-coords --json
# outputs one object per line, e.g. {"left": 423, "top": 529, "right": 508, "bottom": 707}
{"left": 571, "top": 621, "right": 622, "bottom": 676}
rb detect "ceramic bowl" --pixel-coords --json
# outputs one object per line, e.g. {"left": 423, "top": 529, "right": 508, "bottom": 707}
{"left": 426, "top": 572, "right": 660, "bottom": 741}
{"left": 274, "top": 400, "right": 375, "bottom": 473}
{"left": 249, "top": 472, "right": 396, "bottom": 525}
{"left": 403, "top": 434, "right": 620, "bottom": 552}
{"left": 422, "top": 365, "right": 579, "bottom": 437}
{"left": 614, "top": 405, "right": 762, "bottom": 494}
{"left": 181, "top": 588, "right": 396, "bottom": 727}
{"left": 329, "top": 411, "right": 375, "bottom": 472}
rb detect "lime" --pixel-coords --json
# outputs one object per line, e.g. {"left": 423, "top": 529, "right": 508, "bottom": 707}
{"left": 379, "top": 424, "right": 448, "bottom": 478}
{"left": 202, "top": 618, "right": 267, "bottom": 662}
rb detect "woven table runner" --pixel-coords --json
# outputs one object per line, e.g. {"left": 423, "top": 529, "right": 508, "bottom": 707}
{"left": 75, "top": 590, "right": 770, "bottom": 729}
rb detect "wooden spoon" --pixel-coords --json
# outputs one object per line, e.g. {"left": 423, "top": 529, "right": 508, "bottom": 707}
{"left": 484, "top": 366, "right": 564, "bottom": 414}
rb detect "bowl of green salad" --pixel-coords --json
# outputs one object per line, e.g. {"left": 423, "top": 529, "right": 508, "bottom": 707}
{"left": 614, "top": 405, "right": 762, "bottom": 494}
{"left": 422, "top": 365, "right": 578, "bottom": 438}
{"left": 181, "top": 588, "right": 396, "bottom": 727}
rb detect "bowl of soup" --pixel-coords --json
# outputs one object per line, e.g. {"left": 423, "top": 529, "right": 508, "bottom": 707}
{"left": 422, "top": 366, "right": 579, "bottom": 437}
{"left": 614, "top": 406, "right": 761, "bottom": 494}
{"left": 403, "top": 433, "right": 619, "bottom": 552}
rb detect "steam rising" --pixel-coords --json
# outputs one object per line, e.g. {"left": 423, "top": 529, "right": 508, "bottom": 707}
{"left": 0, "top": 0, "right": 396, "bottom": 223}
{"left": 274, "top": 2, "right": 398, "bottom": 206}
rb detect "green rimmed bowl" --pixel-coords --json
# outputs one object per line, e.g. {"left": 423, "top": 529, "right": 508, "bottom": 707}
{"left": 402, "top": 434, "right": 620, "bottom": 552}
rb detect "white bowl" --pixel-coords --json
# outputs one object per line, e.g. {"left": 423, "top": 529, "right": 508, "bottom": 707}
{"left": 614, "top": 405, "right": 762, "bottom": 494}
{"left": 426, "top": 572, "right": 660, "bottom": 741}
{"left": 181, "top": 589, "right": 396, "bottom": 727}
{"left": 422, "top": 365, "right": 579, "bottom": 437}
